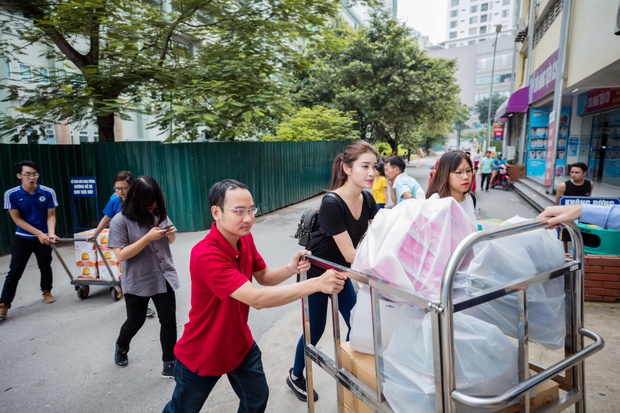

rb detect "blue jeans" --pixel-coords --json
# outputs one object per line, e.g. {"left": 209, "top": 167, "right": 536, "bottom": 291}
{"left": 292, "top": 278, "right": 356, "bottom": 377}
{"left": 0, "top": 236, "right": 53, "bottom": 308}
{"left": 162, "top": 343, "right": 268, "bottom": 413}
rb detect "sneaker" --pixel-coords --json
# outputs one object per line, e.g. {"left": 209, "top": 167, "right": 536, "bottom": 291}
{"left": 42, "top": 290, "right": 56, "bottom": 304}
{"left": 162, "top": 361, "right": 175, "bottom": 378}
{"left": 286, "top": 368, "right": 319, "bottom": 402}
{"left": 146, "top": 307, "right": 156, "bottom": 317}
{"left": 115, "top": 341, "right": 129, "bottom": 367}
{"left": 0, "top": 303, "right": 7, "bottom": 321}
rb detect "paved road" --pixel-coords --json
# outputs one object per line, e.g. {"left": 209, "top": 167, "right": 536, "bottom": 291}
{"left": 0, "top": 155, "right": 616, "bottom": 412}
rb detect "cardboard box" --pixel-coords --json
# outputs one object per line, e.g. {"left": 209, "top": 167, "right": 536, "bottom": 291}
{"left": 343, "top": 403, "right": 355, "bottom": 413}
{"left": 98, "top": 261, "right": 122, "bottom": 281}
{"left": 495, "top": 377, "right": 559, "bottom": 413}
{"left": 74, "top": 231, "right": 97, "bottom": 279}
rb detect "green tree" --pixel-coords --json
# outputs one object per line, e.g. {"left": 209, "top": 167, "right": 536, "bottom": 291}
{"left": 0, "top": 0, "right": 349, "bottom": 142}
{"left": 475, "top": 93, "right": 507, "bottom": 126}
{"left": 262, "top": 105, "right": 358, "bottom": 141}
{"left": 294, "top": 10, "right": 460, "bottom": 153}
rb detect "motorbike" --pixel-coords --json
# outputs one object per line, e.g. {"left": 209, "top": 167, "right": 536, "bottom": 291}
{"left": 492, "top": 163, "right": 511, "bottom": 191}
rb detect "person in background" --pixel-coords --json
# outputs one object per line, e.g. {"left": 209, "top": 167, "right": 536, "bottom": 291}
{"left": 108, "top": 176, "right": 179, "bottom": 378}
{"left": 384, "top": 156, "right": 425, "bottom": 204}
{"left": 555, "top": 162, "right": 593, "bottom": 252}
{"left": 538, "top": 204, "right": 620, "bottom": 231}
{"left": 1, "top": 160, "right": 58, "bottom": 321}
{"left": 88, "top": 171, "right": 155, "bottom": 318}
{"left": 426, "top": 151, "right": 478, "bottom": 225}
{"left": 490, "top": 152, "right": 506, "bottom": 188}
{"left": 162, "top": 179, "right": 345, "bottom": 413}
{"left": 287, "top": 141, "right": 378, "bottom": 403}
{"left": 372, "top": 163, "right": 388, "bottom": 209}
{"left": 479, "top": 151, "right": 493, "bottom": 192}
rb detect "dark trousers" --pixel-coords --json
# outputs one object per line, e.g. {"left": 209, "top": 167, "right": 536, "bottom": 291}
{"left": 481, "top": 173, "right": 492, "bottom": 190}
{"left": 0, "top": 236, "right": 53, "bottom": 308}
{"left": 292, "top": 278, "right": 356, "bottom": 377}
{"left": 162, "top": 343, "right": 269, "bottom": 413}
{"left": 117, "top": 282, "right": 177, "bottom": 362}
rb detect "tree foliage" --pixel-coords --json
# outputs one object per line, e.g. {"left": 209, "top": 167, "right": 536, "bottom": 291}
{"left": 294, "top": 10, "right": 460, "bottom": 153}
{"left": 0, "top": 0, "right": 350, "bottom": 141}
{"left": 263, "top": 105, "right": 358, "bottom": 141}
{"left": 475, "top": 93, "right": 508, "bottom": 125}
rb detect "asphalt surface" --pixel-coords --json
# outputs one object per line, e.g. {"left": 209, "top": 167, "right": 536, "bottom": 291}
{"left": 0, "top": 155, "right": 617, "bottom": 412}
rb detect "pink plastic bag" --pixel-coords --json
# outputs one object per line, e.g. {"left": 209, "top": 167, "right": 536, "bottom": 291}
{"left": 353, "top": 197, "right": 477, "bottom": 301}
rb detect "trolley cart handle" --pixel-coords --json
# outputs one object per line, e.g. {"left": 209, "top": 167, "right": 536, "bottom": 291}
{"left": 451, "top": 327, "right": 604, "bottom": 409}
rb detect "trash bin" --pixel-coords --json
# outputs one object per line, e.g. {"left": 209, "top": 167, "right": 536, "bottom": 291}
{"left": 508, "top": 164, "right": 526, "bottom": 182}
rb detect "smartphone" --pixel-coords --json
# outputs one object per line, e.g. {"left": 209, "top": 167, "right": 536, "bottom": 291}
{"left": 162, "top": 224, "right": 174, "bottom": 230}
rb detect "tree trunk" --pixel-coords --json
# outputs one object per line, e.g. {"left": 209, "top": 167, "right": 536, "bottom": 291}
{"left": 96, "top": 113, "right": 115, "bottom": 142}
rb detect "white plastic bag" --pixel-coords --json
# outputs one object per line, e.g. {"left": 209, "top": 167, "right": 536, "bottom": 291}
{"left": 383, "top": 306, "right": 518, "bottom": 413}
{"left": 349, "top": 285, "right": 406, "bottom": 354}
{"left": 352, "top": 197, "right": 477, "bottom": 301}
{"left": 457, "top": 216, "right": 566, "bottom": 349}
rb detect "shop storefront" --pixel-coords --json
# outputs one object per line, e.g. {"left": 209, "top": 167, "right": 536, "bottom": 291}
{"left": 578, "top": 88, "right": 620, "bottom": 188}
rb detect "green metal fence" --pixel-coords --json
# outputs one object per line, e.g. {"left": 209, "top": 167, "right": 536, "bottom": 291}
{"left": 0, "top": 141, "right": 347, "bottom": 255}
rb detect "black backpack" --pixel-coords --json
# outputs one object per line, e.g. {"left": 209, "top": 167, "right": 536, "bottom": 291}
{"left": 293, "top": 192, "right": 372, "bottom": 247}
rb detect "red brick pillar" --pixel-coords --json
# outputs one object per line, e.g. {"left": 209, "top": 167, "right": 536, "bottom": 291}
{"left": 584, "top": 254, "right": 620, "bottom": 302}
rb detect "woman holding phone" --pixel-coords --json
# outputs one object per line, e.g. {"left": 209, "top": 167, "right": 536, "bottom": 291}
{"left": 108, "top": 176, "right": 180, "bottom": 378}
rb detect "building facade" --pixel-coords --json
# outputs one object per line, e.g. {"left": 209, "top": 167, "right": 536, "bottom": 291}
{"left": 497, "top": 0, "right": 620, "bottom": 189}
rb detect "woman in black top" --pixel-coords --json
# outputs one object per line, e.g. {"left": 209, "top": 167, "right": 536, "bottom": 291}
{"left": 287, "top": 141, "right": 379, "bottom": 402}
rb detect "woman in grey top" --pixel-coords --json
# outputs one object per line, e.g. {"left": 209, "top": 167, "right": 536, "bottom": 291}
{"left": 108, "top": 176, "right": 180, "bottom": 378}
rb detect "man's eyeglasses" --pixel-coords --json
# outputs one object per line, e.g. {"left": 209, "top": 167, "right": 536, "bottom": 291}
{"left": 21, "top": 173, "right": 39, "bottom": 178}
{"left": 114, "top": 187, "right": 129, "bottom": 192}
{"left": 221, "top": 207, "right": 258, "bottom": 216}
{"left": 452, "top": 169, "right": 473, "bottom": 177}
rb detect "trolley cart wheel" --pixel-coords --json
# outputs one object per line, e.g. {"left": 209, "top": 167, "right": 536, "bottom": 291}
{"left": 77, "top": 285, "right": 90, "bottom": 300}
{"left": 111, "top": 287, "right": 123, "bottom": 302}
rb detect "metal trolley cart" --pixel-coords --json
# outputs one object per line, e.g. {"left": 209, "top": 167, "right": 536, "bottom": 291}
{"left": 51, "top": 238, "right": 123, "bottom": 301}
{"left": 301, "top": 220, "right": 605, "bottom": 413}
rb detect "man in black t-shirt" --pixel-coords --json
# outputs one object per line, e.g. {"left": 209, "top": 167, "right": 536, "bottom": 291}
{"left": 555, "top": 162, "right": 593, "bottom": 252}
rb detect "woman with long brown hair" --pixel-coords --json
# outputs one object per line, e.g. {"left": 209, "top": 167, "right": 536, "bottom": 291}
{"left": 286, "top": 141, "right": 379, "bottom": 403}
{"left": 426, "top": 150, "right": 477, "bottom": 224}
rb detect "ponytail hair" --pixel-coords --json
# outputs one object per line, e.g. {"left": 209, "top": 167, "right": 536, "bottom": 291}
{"left": 330, "top": 141, "right": 377, "bottom": 190}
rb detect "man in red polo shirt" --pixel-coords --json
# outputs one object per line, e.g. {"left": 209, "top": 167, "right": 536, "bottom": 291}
{"left": 163, "top": 179, "right": 346, "bottom": 413}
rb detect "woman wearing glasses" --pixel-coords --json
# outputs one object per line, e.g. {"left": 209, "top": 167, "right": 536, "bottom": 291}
{"left": 426, "top": 150, "right": 478, "bottom": 225}
{"left": 108, "top": 176, "right": 180, "bottom": 378}
{"left": 287, "top": 141, "right": 379, "bottom": 402}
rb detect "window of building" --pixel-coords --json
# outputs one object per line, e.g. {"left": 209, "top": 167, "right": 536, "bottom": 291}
{"left": 503, "top": 0, "right": 511, "bottom": 5}
{"left": 481, "top": 3, "right": 489, "bottom": 11}
{"left": 481, "top": 14, "right": 488, "bottom": 22}
{"left": 449, "top": 31, "right": 458, "bottom": 39}
{"left": 470, "top": 5, "right": 478, "bottom": 12}
{"left": 4, "top": 61, "right": 11, "bottom": 79}
{"left": 451, "top": 0, "right": 459, "bottom": 6}
{"left": 469, "top": 40, "right": 476, "bottom": 45}
{"left": 79, "top": 131, "right": 89, "bottom": 143}
{"left": 450, "top": 20, "right": 458, "bottom": 28}
{"left": 19, "top": 64, "right": 32, "bottom": 81}
{"left": 469, "top": 27, "right": 478, "bottom": 35}
{"left": 470, "top": 16, "right": 478, "bottom": 24}
{"left": 450, "top": 10, "right": 458, "bottom": 17}
{"left": 39, "top": 68, "right": 49, "bottom": 83}
{"left": 480, "top": 25, "right": 487, "bottom": 34}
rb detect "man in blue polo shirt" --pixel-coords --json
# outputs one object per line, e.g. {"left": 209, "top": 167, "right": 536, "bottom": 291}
{"left": 0, "top": 160, "right": 59, "bottom": 321}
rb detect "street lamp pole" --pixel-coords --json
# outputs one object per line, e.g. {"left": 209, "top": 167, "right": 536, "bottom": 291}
{"left": 486, "top": 24, "right": 502, "bottom": 152}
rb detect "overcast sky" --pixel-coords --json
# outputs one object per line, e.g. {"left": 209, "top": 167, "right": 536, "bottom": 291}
{"left": 398, "top": 0, "right": 448, "bottom": 44}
